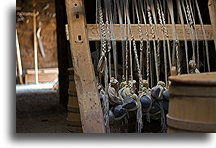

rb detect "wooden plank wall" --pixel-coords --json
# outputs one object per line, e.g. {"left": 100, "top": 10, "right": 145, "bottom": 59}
{"left": 16, "top": 0, "right": 58, "bottom": 71}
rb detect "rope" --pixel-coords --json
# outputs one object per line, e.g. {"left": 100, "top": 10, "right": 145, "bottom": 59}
{"left": 125, "top": 0, "right": 133, "bottom": 82}
{"left": 194, "top": 0, "right": 210, "bottom": 72}
{"left": 158, "top": 0, "right": 172, "bottom": 74}
{"left": 134, "top": 0, "right": 144, "bottom": 75}
{"left": 116, "top": 0, "right": 126, "bottom": 78}
{"left": 188, "top": 0, "right": 200, "bottom": 69}
{"left": 104, "top": 0, "right": 118, "bottom": 79}
{"left": 184, "top": 0, "right": 196, "bottom": 62}
{"left": 159, "top": 101, "right": 166, "bottom": 133}
{"left": 132, "top": 35, "right": 143, "bottom": 133}
{"left": 146, "top": 4, "right": 155, "bottom": 87}
{"left": 97, "top": 0, "right": 107, "bottom": 74}
{"left": 104, "top": 57, "right": 110, "bottom": 133}
{"left": 156, "top": 0, "right": 168, "bottom": 87}
{"left": 146, "top": 0, "right": 160, "bottom": 83}
{"left": 96, "top": 0, "right": 110, "bottom": 133}
{"left": 149, "top": 0, "right": 161, "bottom": 80}
{"left": 126, "top": 0, "right": 144, "bottom": 133}
{"left": 139, "top": 0, "right": 150, "bottom": 85}
{"left": 177, "top": 0, "right": 189, "bottom": 74}
{"left": 166, "top": 0, "right": 181, "bottom": 75}
{"left": 123, "top": 1, "right": 129, "bottom": 85}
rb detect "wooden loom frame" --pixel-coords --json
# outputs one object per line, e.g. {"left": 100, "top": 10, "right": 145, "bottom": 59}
{"left": 65, "top": 0, "right": 215, "bottom": 133}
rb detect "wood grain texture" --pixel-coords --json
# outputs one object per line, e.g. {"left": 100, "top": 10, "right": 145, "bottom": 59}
{"left": 65, "top": 0, "right": 105, "bottom": 133}
{"left": 169, "top": 72, "right": 216, "bottom": 86}
{"left": 25, "top": 73, "right": 58, "bottom": 83}
{"left": 26, "top": 68, "right": 58, "bottom": 74}
{"left": 167, "top": 115, "right": 216, "bottom": 133}
{"left": 168, "top": 72, "right": 216, "bottom": 133}
{"left": 87, "top": 24, "right": 214, "bottom": 41}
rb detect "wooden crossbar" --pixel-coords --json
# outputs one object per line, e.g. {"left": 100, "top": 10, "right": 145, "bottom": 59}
{"left": 87, "top": 24, "right": 214, "bottom": 41}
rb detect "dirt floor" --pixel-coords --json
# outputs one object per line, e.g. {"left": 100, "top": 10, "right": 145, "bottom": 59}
{"left": 16, "top": 83, "right": 68, "bottom": 133}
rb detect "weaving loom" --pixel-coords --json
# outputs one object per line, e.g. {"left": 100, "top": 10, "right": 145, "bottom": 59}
{"left": 65, "top": 0, "right": 215, "bottom": 133}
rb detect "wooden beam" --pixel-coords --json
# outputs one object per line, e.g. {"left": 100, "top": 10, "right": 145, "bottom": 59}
{"left": 33, "top": 10, "right": 39, "bottom": 84}
{"left": 65, "top": 0, "right": 105, "bottom": 133}
{"left": 208, "top": 0, "right": 216, "bottom": 46}
{"left": 55, "top": 0, "right": 70, "bottom": 107}
{"left": 87, "top": 24, "right": 214, "bottom": 41}
{"left": 25, "top": 73, "right": 58, "bottom": 84}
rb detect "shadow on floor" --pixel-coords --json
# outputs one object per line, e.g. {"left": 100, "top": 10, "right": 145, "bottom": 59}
{"left": 16, "top": 83, "right": 68, "bottom": 133}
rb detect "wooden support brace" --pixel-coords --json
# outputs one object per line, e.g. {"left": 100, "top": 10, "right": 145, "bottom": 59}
{"left": 87, "top": 24, "right": 214, "bottom": 41}
{"left": 208, "top": 0, "right": 216, "bottom": 47}
{"left": 65, "top": 0, "right": 105, "bottom": 133}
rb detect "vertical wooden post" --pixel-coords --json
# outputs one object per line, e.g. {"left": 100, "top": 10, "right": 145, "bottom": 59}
{"left": 65, "top": 0, "right": 105, "bottom": 133}
{"left": 33, "top": 10, "right": 39, "bottom": 84}
{"left": 55, "top": 0, "right": 70, "bottom": 107}
{"left": 16, "top": 29, "right": 23, "bottom": 84}
{"left": 208, "top": 0, "right": 216, "bottom": 47}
